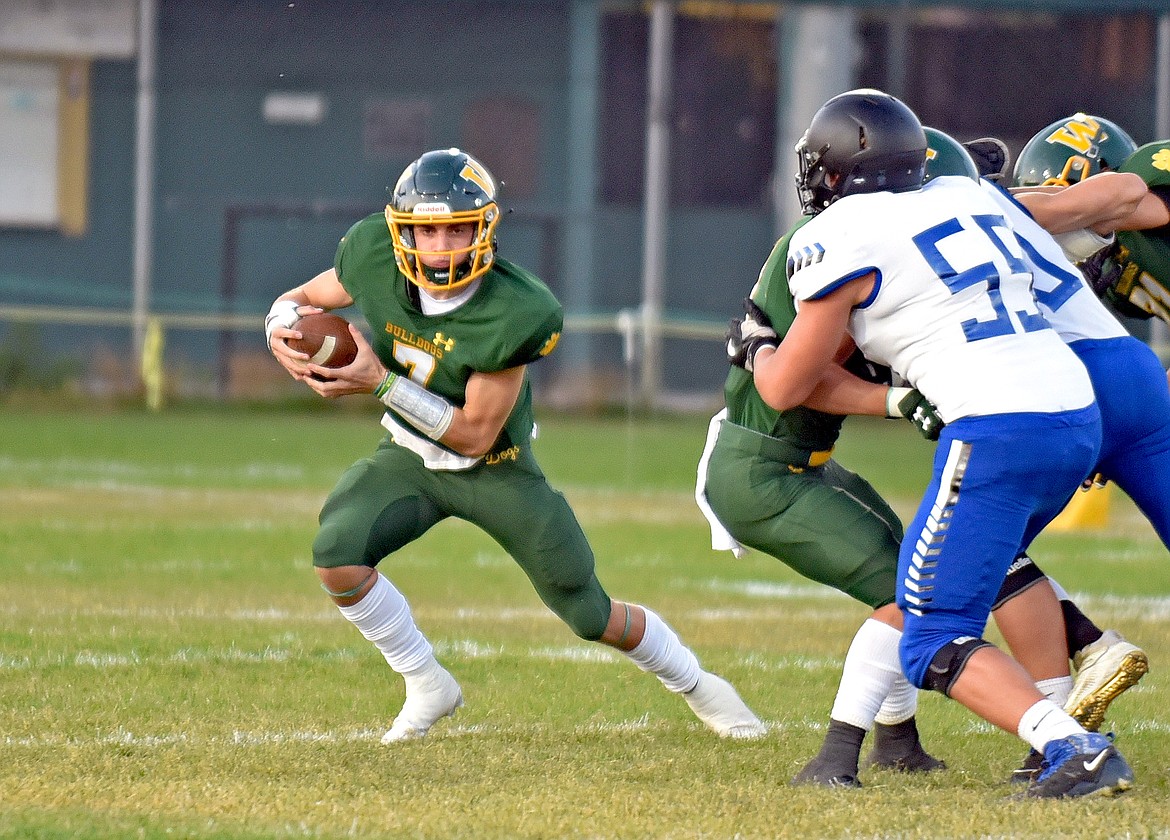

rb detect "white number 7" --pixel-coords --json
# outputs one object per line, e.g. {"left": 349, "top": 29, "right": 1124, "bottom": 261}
{"left": 392, "top": 343, "right": 436, "bottom": 386}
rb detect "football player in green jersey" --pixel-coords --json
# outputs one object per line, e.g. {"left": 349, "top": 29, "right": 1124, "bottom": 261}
{"left": 723, "top": 94, "right": 1134, "bottom": 799}
{"left": 1010, "top": 114, "right": 1170, "bottom": 335}
{"left": 698, "top": 134, "right": 961, "bottom": 786}
{"left": 700, "top": 130, "right": 1033, "bottom": 788}
{"left": 702, "top": 226, "right": 944, "bottom": 788}
{"left": 1096, "top": 140, "right": 1170, "bottom": 330}
{"left": 265, "top": 148, "right": 765, "bottom": 743}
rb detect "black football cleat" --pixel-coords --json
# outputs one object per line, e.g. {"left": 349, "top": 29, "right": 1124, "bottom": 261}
{"left": 1021, "top": 733, "right": 1133, "bottom": 799}
{"left": 865, "top": 718, "right": 946, "bottom": 773}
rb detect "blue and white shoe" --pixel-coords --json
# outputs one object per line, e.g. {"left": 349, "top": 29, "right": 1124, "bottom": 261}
{"left": 1022, "top": 733, "right": 1133, "bottom": 798}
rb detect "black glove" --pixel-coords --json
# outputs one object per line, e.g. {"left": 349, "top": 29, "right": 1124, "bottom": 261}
{"left": 842, "top": 348, "right": 893, "bottom": 386}
{"left": 726, "top": 298, "right": 779, "bottom": 372}
{"left": 889, "top": 387, "right": 944, "bottom": 441}
{"left": 1083, "top": 243, "right": 1155, "bottom": 320}
{"left": 1079, "top": 242, "right": 1123, "bottom": 297}
{"left": 962, "top": 137, "right": 1010, "bottom": 182}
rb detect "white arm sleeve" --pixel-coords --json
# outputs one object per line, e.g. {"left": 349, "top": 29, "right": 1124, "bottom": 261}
{"left": 376, "top": 372, "right": 455, "bottom": 440}
{"left": 1053, "top": 228, "right": 1114, "bottom": 263}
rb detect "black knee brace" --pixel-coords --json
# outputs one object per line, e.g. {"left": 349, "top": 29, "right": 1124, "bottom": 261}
{"left": 922, "top": 637, "right": 994, "bottom": 696}
{"left": 990, "top": 553, "right": 1047, "bottom": 611}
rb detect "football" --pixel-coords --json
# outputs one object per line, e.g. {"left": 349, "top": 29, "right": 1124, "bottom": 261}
{"left": 287, "top": 312, "right": 359, "bottom": 369}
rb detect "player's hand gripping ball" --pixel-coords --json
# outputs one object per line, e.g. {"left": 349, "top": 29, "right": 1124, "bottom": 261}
{"left": 287, "top": 312, "right": 359, "bottom": 369}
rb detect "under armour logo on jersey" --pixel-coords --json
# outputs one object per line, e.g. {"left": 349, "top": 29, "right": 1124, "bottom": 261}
{"left": 786, "top": 243, "right": 825, "bottom": 279}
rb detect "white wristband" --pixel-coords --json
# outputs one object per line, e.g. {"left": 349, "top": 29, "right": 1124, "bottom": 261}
{"left": 886, "top": 386, "right": 913, "bottom": 418}
{"left": 264, "top": 299, "right": 301, "bottom": 345}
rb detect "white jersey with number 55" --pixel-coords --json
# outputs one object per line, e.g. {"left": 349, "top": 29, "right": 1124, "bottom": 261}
{"left": 977, "top": 178, "right": 1130, "bottom": 344}
{"left": 785, "top": 175, "right": 1094, "bottom": 422}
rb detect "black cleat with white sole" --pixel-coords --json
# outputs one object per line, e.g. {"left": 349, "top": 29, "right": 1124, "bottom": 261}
{"left": 792, "top": 719, "right": 864, "bottom": 789}
{"left": 865, "top": 718, "right": 946, "bottom": 773}
{"left": 791, "top": 758, "right": 862, "bottom": 789}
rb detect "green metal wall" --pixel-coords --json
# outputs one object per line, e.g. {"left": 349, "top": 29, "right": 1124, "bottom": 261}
{"left": 0, "top": 0, "right": 774, "bottom": 394}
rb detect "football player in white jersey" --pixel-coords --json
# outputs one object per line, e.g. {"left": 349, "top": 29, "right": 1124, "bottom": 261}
{"left": 750, "top": 133, "right": 1151, "bottom": 788}
{"left": 979, "top": 164, "right": 1170, "bottom": 777}
{"left": 744, "top": 89, "right": 1132, "bottom": 798}
{"left": 927, "top": 128, "right": 1162, "bottom": 778}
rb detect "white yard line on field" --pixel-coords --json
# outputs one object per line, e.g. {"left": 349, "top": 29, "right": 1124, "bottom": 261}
{"left": 21, "top": 713, "right": 1170, "bottom": 752}
{"left": 0, "top": 635, "right": 845, "bottom": 675}
{"left": 8, "top": 590, "right": 1170, "bottom": 629}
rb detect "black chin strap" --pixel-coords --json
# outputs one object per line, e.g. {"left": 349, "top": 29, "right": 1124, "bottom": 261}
{"left": 404, "top": 275, "right": 422, "bottom": 311}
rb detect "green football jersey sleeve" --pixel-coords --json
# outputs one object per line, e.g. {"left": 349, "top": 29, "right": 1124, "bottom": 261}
{"left": 723, "top": 216, "right": 846, "bottom": 451}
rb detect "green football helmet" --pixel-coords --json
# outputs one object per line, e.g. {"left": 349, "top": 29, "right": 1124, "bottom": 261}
{"left": 1012, "top": 113, "right": 1137, "bottom": 187}
{"left": 386, "top": 148, "right": 501, "bottom": 293}
{"left": 923, "top": 127, "right": 980, "bottom": 182}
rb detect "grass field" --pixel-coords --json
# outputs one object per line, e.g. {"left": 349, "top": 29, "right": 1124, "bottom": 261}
{"left": 2, "top": 403, "right": 1168, "bottom": 838}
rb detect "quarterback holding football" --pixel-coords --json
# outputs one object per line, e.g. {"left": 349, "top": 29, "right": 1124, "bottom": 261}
{"left": 265, "top": 147, "right": 765, "bottom": 743}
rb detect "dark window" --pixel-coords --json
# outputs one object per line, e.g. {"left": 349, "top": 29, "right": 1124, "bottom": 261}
{"left": 858, "top": 9, "right": 1156, "bottom": 158}
{"left": 463, "top": 96, "right": 541, "bottom": 201}
{"left": 600, "top": 6, "right": 1156, "bottom": 208}
{"left": 599, "top": 7, "right": 777, "bottom": 208}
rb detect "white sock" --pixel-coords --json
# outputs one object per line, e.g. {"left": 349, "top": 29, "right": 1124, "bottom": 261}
{"left": 874, "top": 674, "right": 918, "bottom": 726}
{"left": 1017, "top": 699, "right": 1084, "bottom": 754}
{"left": 337, "top": 573, "right": 436, "bottom": 677}
{"left": 830, "top": 618, "right": 904, "bottom": 731}
{"left": 623, "top": 607, "right": 701, "bottom": 694}
{"left": 1036, "top": 675, "right": 1074, "bottom": 707}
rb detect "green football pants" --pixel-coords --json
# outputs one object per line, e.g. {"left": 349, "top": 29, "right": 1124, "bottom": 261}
{"left": 703, "top": 431, "right": 903, "bottom": 609}
{"left": 313, "top": 437, "right": 613, "bottom": 640}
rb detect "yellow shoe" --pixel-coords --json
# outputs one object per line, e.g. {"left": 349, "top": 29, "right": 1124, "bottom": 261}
{"left": 1066, "top": 630, "right": 1149, "bottom": 732}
